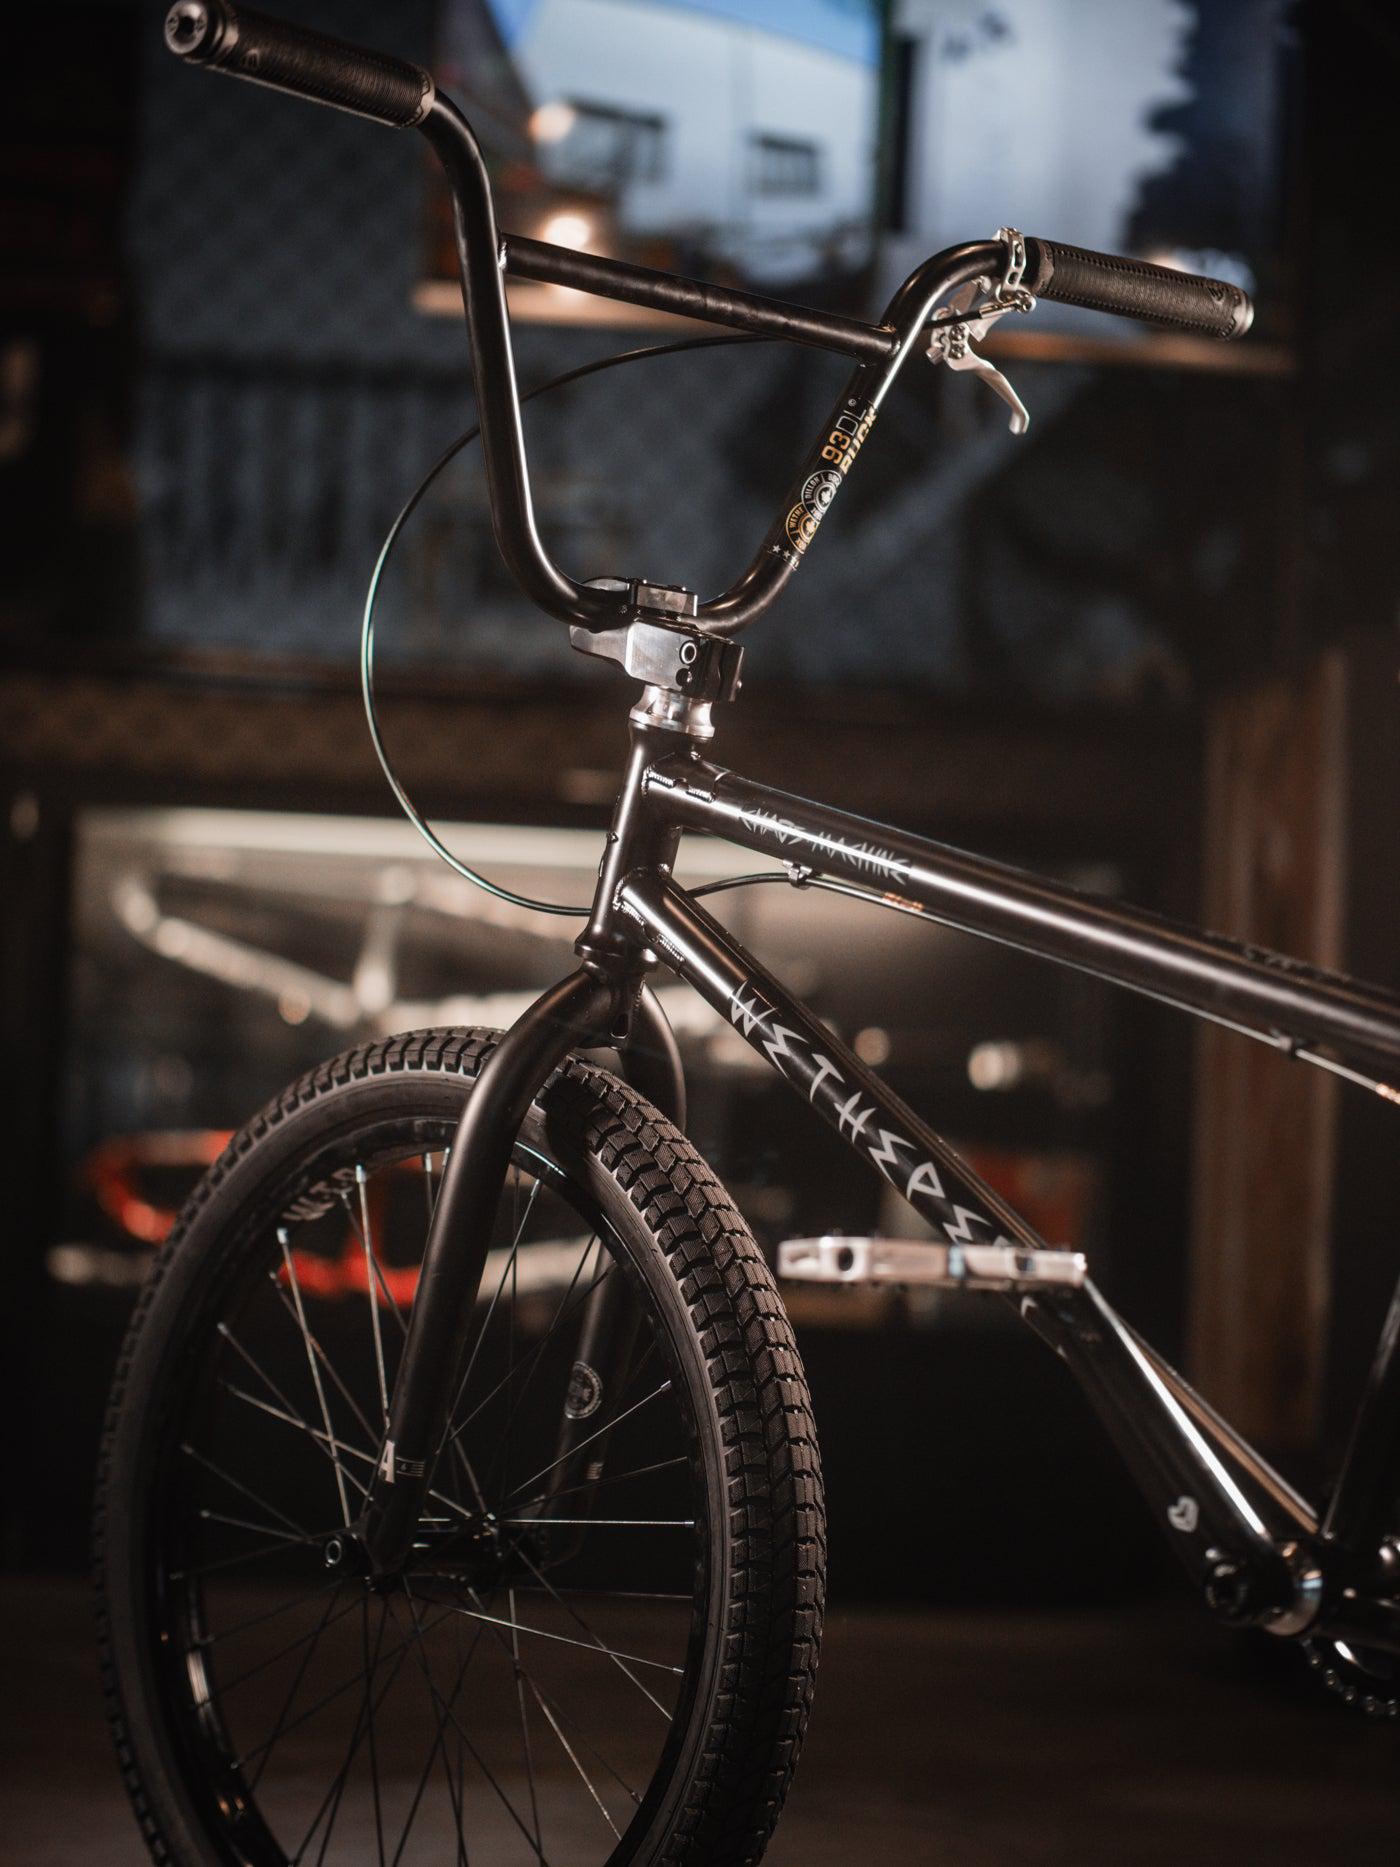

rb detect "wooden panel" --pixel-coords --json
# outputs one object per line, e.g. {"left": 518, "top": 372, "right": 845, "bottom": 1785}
{"left": 0, "top": 660, "right": 1196, "bottom": 855}
{"left": 1189, "top": 655, "right": 1345, "bottom": 1449}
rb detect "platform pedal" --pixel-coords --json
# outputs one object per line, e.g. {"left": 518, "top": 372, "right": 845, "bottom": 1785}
{"left": 776, "top": 1235, "right": 1086, "bottom": 1292}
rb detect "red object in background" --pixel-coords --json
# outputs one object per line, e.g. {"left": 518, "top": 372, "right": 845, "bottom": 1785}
{"left": 958, "top": 1145, "right": 1097, "bottom": 1249}
{"left": 84, "top": 1130, "right": 421, "bottom": 1306}
{"left": 85, "top": 1130, "right": 1098, "bottom": 1312}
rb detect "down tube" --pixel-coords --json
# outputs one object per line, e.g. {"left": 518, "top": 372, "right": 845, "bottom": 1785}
{"left": 618, "top": 873, "right": 1045, "bottom": 1254}
{"left": 621, "top": 878, "right": 1315, "bottom": 1595}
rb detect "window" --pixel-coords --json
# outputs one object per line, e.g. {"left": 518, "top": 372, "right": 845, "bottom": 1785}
{"left": 555, "top": 100, "right": 668, "bottom": 190}
{"left": 750, "top": 134, "right": 822, "bottom": 197}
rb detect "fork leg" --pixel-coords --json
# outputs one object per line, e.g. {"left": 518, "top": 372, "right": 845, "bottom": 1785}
{"left": 359, "top": 967, "right": 627, "bottom": 1574}
{"left": 520, "top": 1260, "right": 645, "bottom": 1563}
{"left": 620, "top": 983, "right": 687, "bottom": 1130}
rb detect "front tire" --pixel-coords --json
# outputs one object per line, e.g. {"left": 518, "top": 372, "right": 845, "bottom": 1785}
{"left": 95, "top": 1028, "right": 825, "bottom": 1864}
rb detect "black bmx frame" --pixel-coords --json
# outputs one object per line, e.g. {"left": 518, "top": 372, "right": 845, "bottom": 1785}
{"left": 162, "top": 1, "right": 1400, "bottom": 1670}
{"left": 378, "top": 81, "right": 1400, "bottom": 1663}
{"left": 360, "top": 718, "right": 1400, "bottom": 1661}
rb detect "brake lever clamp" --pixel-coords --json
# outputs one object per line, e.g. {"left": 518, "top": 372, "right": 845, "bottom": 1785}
{"left": 989, "top": 224, "right": 1036, "bottom": 315}
{"left": 926, "top": 227, "right": 1037, "bottom": 435}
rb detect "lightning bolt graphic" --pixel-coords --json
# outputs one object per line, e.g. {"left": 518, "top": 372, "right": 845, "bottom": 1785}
{"left": 761, "top": 1021, "right": 804, "bottom": 1074}
{"left": 835, "top": 1091, "right": 874, "bottom": 1141}
{"left": 905, "top": 1159, "right": 946, "bottom": 1205}
{"left": 942, "top": 1204, "right": 997, "bottom": 1244}
{"left": 729, "top": 985, "right": 772, "bottom": 1040}
{"left": 869, "top": 1128, "right": 910, "bottom": 1176}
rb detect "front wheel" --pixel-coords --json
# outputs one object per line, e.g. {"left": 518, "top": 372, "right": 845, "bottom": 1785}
{"left": 95, "top": 1029, "right": 825, "bottom": 1864}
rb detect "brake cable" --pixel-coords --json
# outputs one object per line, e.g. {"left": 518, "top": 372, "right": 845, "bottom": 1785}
{"left": 361, "top": 316, "right": 983, "bottom": 920}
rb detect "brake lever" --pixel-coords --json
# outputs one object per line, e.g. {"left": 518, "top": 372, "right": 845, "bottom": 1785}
{"left": 927, "top": 279, "right": 1032, "bottom": 436}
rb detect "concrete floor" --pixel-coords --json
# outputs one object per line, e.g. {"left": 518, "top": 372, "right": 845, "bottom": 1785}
{"left": 6, "top": 1575, "right": 1396, "bottom": 1865}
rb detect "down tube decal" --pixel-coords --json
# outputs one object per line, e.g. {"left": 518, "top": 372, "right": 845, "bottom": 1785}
{"left": 622, "top": 883, "right": 1040, "bottom": 1254}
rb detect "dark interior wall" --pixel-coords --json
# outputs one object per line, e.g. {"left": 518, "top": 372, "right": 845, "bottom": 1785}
{"left": 1298, "top": 3, "right": 1400, "bottom": 1457}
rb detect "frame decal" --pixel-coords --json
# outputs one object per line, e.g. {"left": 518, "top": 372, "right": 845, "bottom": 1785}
{"left": 781, "top": 400, "right": 877, "bottom": 559}
{"left": 622, "top": 877, "right": 1025, "bottom": 1253}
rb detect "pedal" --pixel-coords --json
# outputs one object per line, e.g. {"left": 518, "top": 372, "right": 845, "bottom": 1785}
{"left": 776, "top": 1235, "right": 1086, "bottom": 1292}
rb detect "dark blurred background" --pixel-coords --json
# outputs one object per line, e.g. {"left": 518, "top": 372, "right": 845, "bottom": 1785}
{"left": 3, "top": 0, "right": 1398, "bottom": 1859}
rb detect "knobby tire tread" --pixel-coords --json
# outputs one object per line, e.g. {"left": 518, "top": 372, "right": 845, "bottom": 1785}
{"left": 94, "top": 1027, "right": 825, "bottom": 1867}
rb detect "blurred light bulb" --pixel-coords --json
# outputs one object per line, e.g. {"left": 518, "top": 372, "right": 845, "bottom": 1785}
{"left": 540, "top": 211, "right": 593, "bottom": 251}
{"left": 967, "top": 1040, "right": 1024, "bottom": 1092}
{"left": 530, "top": 101, "right": 576, "bottom": 143}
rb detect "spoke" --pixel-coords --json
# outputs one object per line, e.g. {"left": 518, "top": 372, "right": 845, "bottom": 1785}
{"left": 502, "top": 1517, "right": 694, "bottom": 1529}
{"left": 218, "top": 1380, "right": 372, "bottom": 1496}
{"left": 237, "top": 1601, "right": 460, "bottom": 1772}
{"left": 508, "top": 1586, "right": 543, "bottom": 1858}
{"left": 180, "top": 1439, "right": 310, "bottom": 1539}
{"left": 264, "top": 1270, "right": 383, "bottom": 1454}
{"left": 509, "top": 1541, "right": 674, "bottom": 1720}
{"left": 195, "top": 1575, "right": 345, "bottom": 1648}
{"left": 170, "top": 1528, "right": 324, "bottom": 1581}
{"left": 399, "top": 1581, "right": 549, "bottom": 1865}
{"left": 301, "top": 1592, "right": 393, "bottom": 1867}
{"left": 478, "top": 1233, "right": 606, "bottom": 1499}
{"left": 507, "top": 1452, "right": 689, "bottom": 1516}
{"left": 217, "top": 1592, "right": 362, "bottom": 1696}
{"left": 280, "top": 1227, "right": 353, "bottom": 1526}
{"left": 217, "top": 1380, "right": 476, "bottom": 1527}
{"left": 519, "top": 1668, "right": 641, "bottom": 1815}
{"left": 385, "top": 1591, "right": 471, "bottom": 1867}
{"left": 446, "top": 1242, "right": 611, "bottom": 1454}
{"left": 422, "top": 1150, "right": 439, "bottom": 1229}
{"left": 198, "top": 1507, "right": 327, "bottom": 1542}
{"left": 527, "top": 1679, "right": 620, "bottom": 1838}
{"left": 341, "top": 1190, "right": 414, "bottom": 1350}
{"left": 502, "top": 1380, "right": 673, "bottom": 1509}
{"left": 362, "top": 1596, "right": 389, "bottom": 1867}
{"left": 438, "top": 1602, "right": 683, "bottom": 1677}
{"left": 349, "top": 1165, "right": 390, "bottom": 1425}
{"left": 215, "top": 1321, "right": 326, "bottom": 1455}
{"left": 457, "top": 1584, "right": 642, "bottom": 1819}
{"left": 508, "top": 1584, "right": 691, "bottom": 1603}
{"left": 435, "top": 1175, "right": 543, "bottom": 1459}
{"left": 245, "top": 1581, "right": 348, "bottom": 1795}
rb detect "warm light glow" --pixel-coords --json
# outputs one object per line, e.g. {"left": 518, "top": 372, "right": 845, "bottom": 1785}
{"left": 530, "top": 100, "right": 576, "bottom": 143}
{"left": 539, "top": 211, "right": 593, "bottom": 252}
{"left": 967, "top": 1040, "right": 1023, "bottom": 1092}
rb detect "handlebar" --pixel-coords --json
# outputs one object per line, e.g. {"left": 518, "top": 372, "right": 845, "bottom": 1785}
{"left": 164, "top": 1, "right": 434, "bottom": 127}
{"left": 164, "top": 2, "right": 1255, "bottom": 640}
{"left": 1023, "top": 238, "right": 1252, "bottom": 342}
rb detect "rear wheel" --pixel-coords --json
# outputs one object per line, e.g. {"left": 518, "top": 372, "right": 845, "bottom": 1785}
{"left": 95, "top": 1028, "right": 825, "bottom": 1863}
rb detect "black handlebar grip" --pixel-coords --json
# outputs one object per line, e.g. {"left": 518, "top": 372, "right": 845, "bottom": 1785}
{"left": 164, "top": 1, "right": 435, "bottom": 128}
{"left": 1022, "top": 238, "right": 1253, "bottom": 340}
